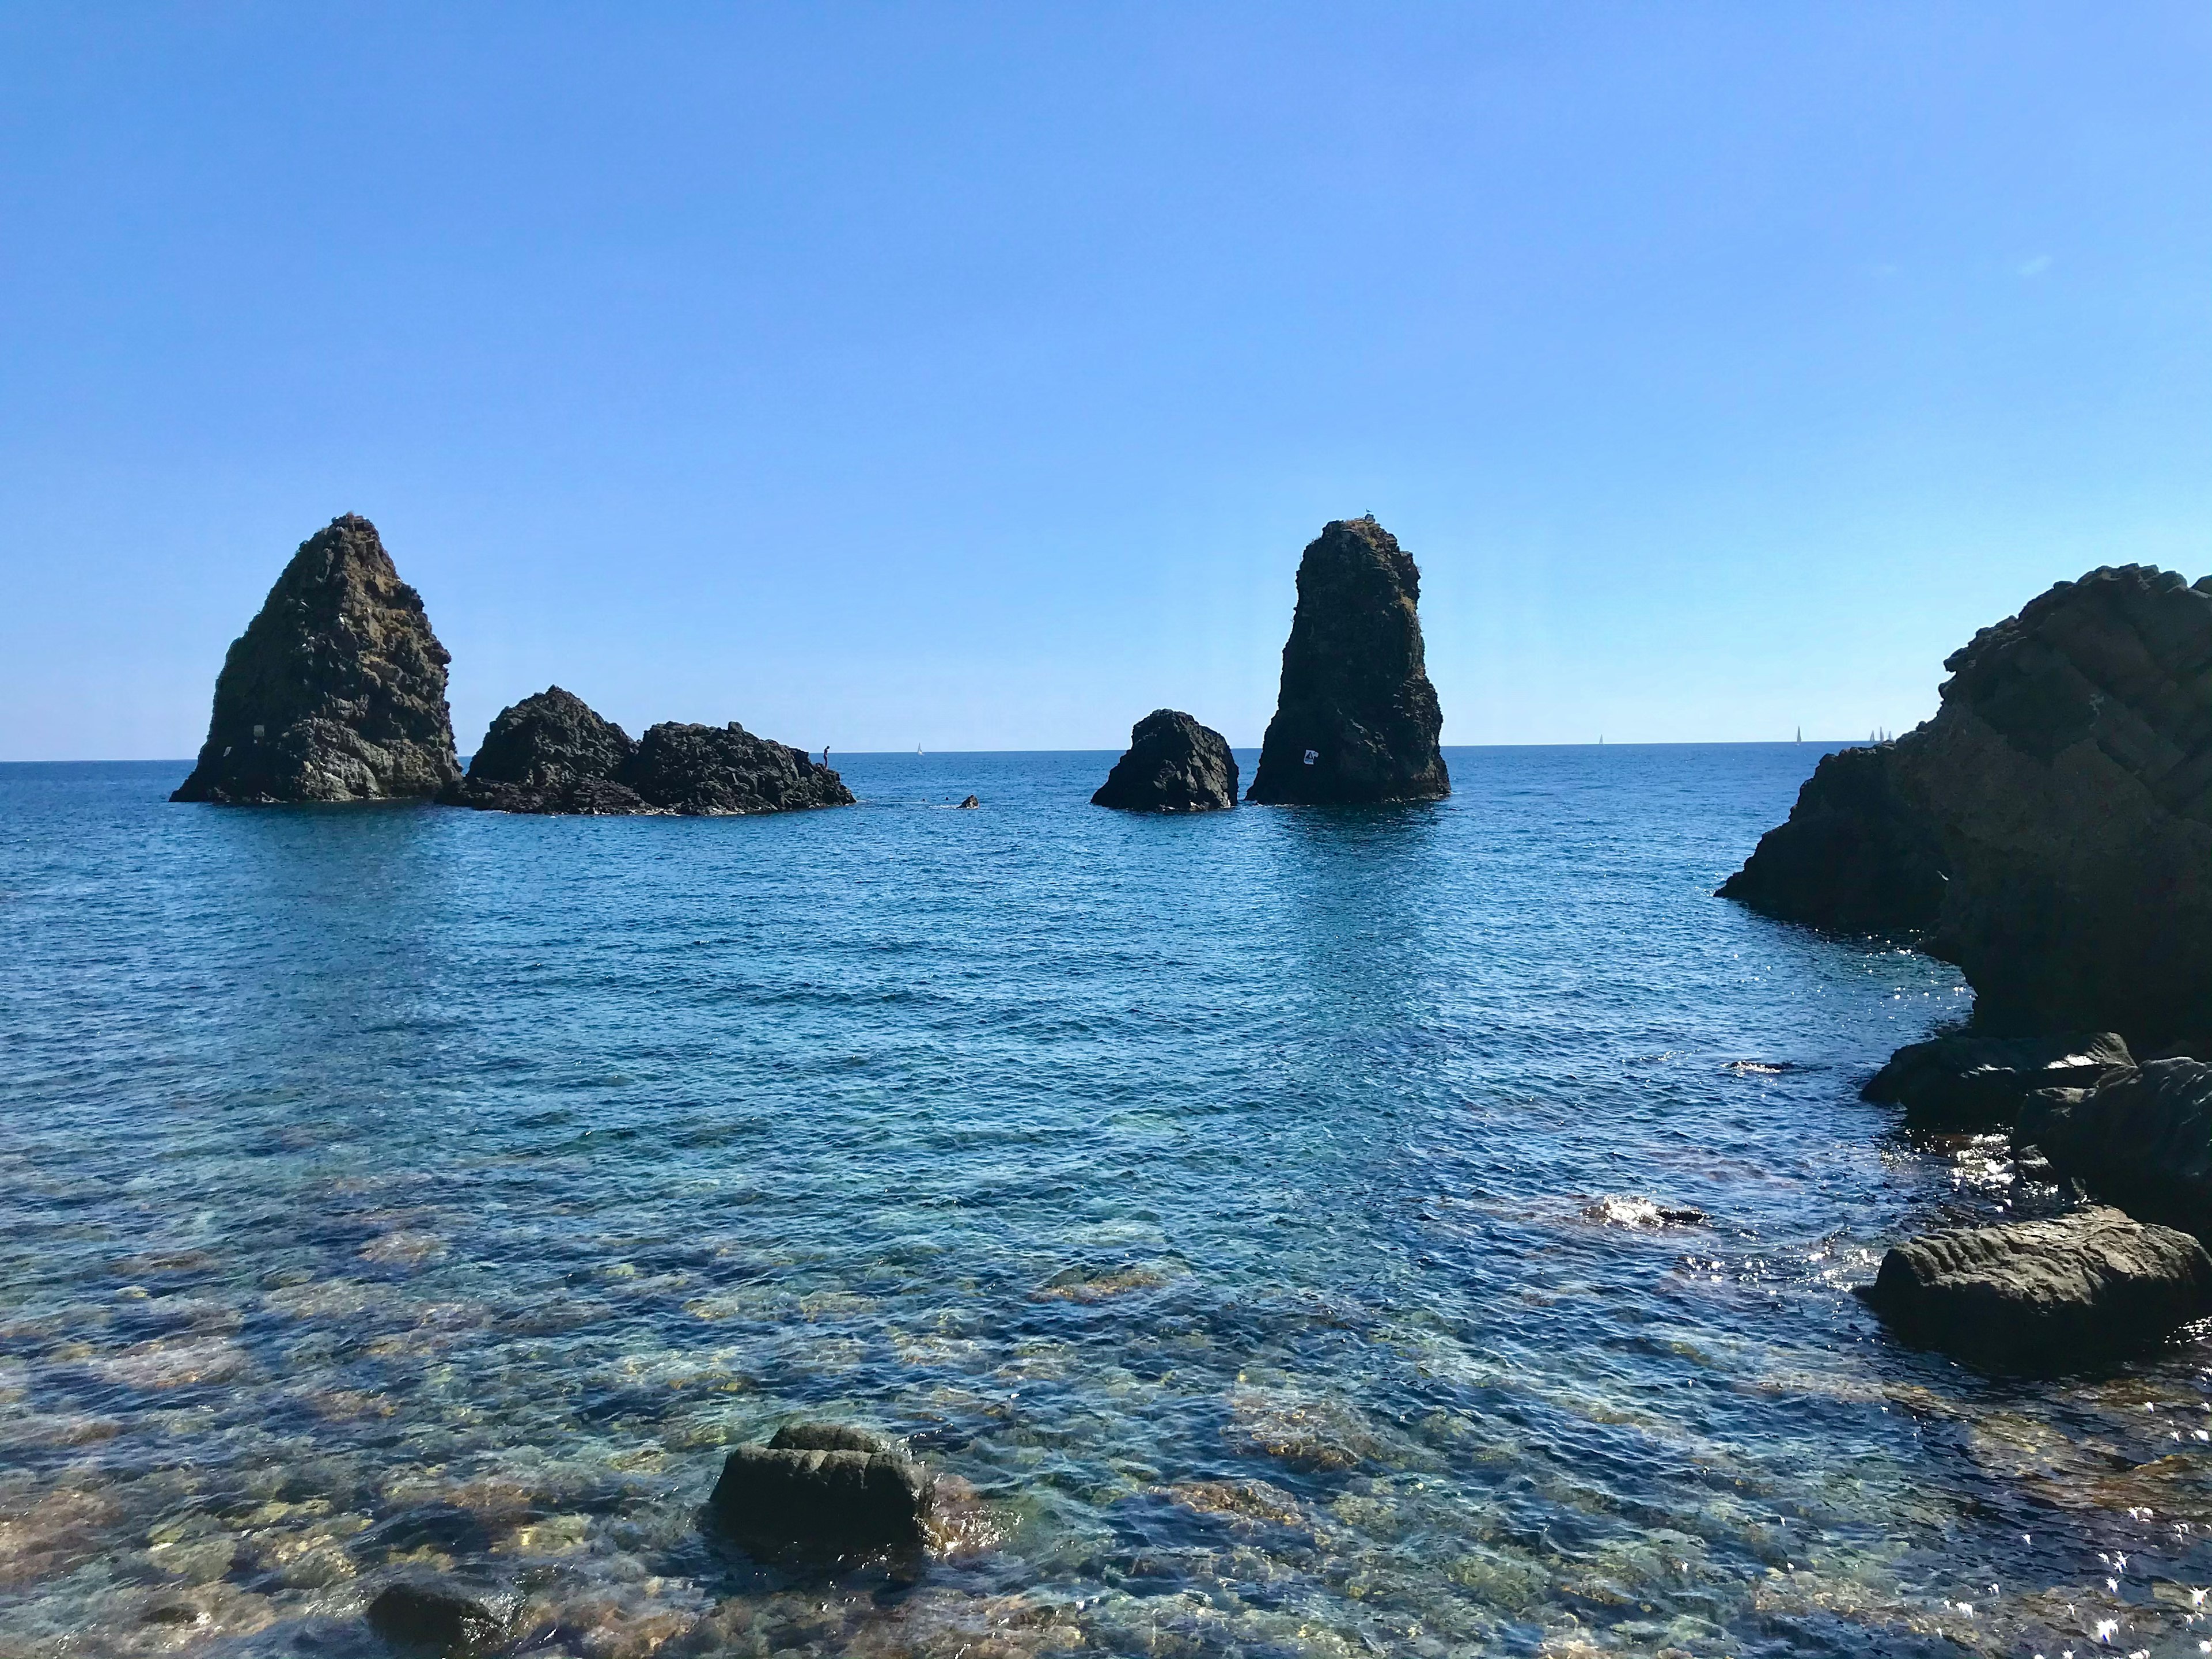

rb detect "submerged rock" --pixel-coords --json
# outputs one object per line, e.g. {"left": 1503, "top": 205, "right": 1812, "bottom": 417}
{"left": 1719, "top": 566, "right": 2212, "bottom": 1044}
{"left": 623, "top": 721, "right": 855, "bottom": 816}
{"left": 2020, "top": 1059, "right": 2212, "bottom": 1237}
{"left": 707, "top": 1422, "right": 933, "bottom": 1555}
{"left": 363, "top": 1578, "right": 508, "bottom": 1657}
{"left": 1863, "top": 1031, "right": 2135, "bottom": 1131}
{"left": 442, "top": 687, "right": 647, "bottom": 814}
{"left": 1092, "top": 710, "right": 1239, "bottom": 812}
{"left": 1246, "top": 518, "right": 1448, "bottom": 805}
{"left": 1863, "top": 1206, "right": 2212, "bottom": 1369}
{"left": 1584, "top": 1195, "right": 1707, "bottom": 1228}
{"left": 173, "top": 514, "right": 460, "bottom": 804}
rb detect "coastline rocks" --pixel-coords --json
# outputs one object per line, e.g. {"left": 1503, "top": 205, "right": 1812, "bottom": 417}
{"left": 959, "top": 794, "right": 980, "bottom": 809}
{"left": 364, "top": 1578, "right": 509, "bottom": 1656}
{"left": 1719, "top": 566, "right": 2212, "bottom": 1044}
{"left": 1246, "top": 518, "right": 1449, "bottom": 805}
{"left": 623, "top": 722, "right": 854, "bottom": 815}
{"left": 707, "top": 1423, "right": 933, "bottom": 1555}
{"left": 173, "top": 515, "right": 461, "bottom": 804}
{"left": 441, "top": 687, "right": 647, "bottom": 814}
{"left": 2019, "top": 1059, "right": 2212, "bottom": 1238}
{"left": 1863, "top": 1031, "right": 2135, "bottom": 1131}
{"left": 1092, "top": 710, "right": 1239, "bottom": 812}
{"left": 1863, "top": 1206, "right": 2212, "bottom": 1369}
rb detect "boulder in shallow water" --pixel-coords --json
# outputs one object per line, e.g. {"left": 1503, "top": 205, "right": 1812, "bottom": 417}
{"left": 622, "top": 721, "right": 855, "bottom": 816}
{"left": 1719, "top": 566, "right": 2212, "bottom": 1046}
{"left": 364, "top": 1578, "right": 508, "bottom": 1656}
{"left": 1246, "top": 518, "right": 1448, "bottom": 805}
{"left": 2019, "top": 1059, "right": 2212, "bottom": 1237}
{"left": 1863, "top": 1205, "right": 2212, "bottom": 1369}
{"left": 708, "top": 1423, "right": 933, "bottom": 1555}
{"left": 1863, "top": 1031, "right": 2135, "bottom": 1130}
{"left": 173, "top": 514, "right": 460, "bottom": 804}
{"left": 442, "top": 686, "right": 648, "bottom": 814}
{"left": 1092, "top": 710, "right": 1238, "bottom": 812}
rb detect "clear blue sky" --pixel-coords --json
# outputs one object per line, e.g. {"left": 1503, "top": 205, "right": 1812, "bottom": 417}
{"left": 2, "top": 3, "right": 2206, "bottom": 759}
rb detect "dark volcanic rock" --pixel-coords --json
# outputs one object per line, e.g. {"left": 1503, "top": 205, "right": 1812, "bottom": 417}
{"left": 2020, "top": 1059, "right": 2212, "bottom": 1238}
{"left": 363, "top": 1578, "right": 508, "bottom": 1656}
{"left": 959, "top": 794, "right": 980, "bottom": 809}
{"left": 1863, "top": 1206, "right": 2212, "bottom": 1369}
{"left": 707, "top": 1423, "right": 933, "bottom": 1555}
{"left": 173, "top": 515, "right": 461, "bottom": 804}
{"left": 442, "top": 687, "right": 648, "bottom": 814}
{"left": 1092, "top": 710, "right": 1239, "bottom": 812}
{"left": 1719, "top": 565, "right": 2212, "bottom": 1044}
{"left": 1246, "top": 518, "right": 1448, "bottom": 805}
{"left": 622, "top": 721, "right": 854, "bottom": 816}
{"left": 1863, "top": 1031, "right": 2135, "bottom": 1131}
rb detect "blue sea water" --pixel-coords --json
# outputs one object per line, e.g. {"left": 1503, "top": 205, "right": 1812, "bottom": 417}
{"left": 3, "top": 745, "right": 2210, "bottom": 1658}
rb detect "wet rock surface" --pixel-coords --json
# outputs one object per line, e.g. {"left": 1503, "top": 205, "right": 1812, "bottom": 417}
{"left": 1246, "top": 518, "right": 1449, "bottom": 805}
{"left": 1721, "top": 566, "right": 2212, "bottom": 1044}
{"left": 364, "top": 1578, "right": 509, "bottom": 1656}
{"left": 707, "top": 1423, "right": 933, "bottom": 1555}
{"left": 1863, "top": 1205, "right": 2212, "bottom": 1370}
{"left": 1092, "top": 709, "right": 1239, "bottom": 812}
{"left": 1863, "top": 1031, "right": 2135, "bottom": 1130}
{"left": 622, "top": 721, "right": 854, "bottom": 816}
{"left": 172, "top": 514, "right": 461, "bottom": 804}
{"left": 2020, "top": 1058, "right": 2212, "bottom": 1238}
{"left": 442, "top": 687, "right": 647, "bottom": 814}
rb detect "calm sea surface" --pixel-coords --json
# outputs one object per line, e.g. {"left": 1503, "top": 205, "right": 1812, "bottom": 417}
{"left": 4, "top": 747, "right": 2210, "bottom": 1658}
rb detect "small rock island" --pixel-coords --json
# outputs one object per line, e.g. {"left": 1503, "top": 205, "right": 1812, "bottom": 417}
{"left": 1246, "top": 517, "right": 1449, "bottom": 805}
{"left": 1092, "top": 710, "right": 1238, "bottom": 812}
{"left": 444, "top": 687, "right": 853, "bottom": 816}
{"left": 172, "top": 514, "right": 461, "bottom": 804}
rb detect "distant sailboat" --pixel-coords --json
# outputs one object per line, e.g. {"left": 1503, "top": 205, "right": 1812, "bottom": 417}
{"left": 1796, "top": 726, "right": 1801, "bottom": 743}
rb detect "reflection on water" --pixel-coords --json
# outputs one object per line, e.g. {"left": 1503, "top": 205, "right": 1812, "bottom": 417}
{"left": 2, "top": 748, "right": 2208, "bottom": 1657}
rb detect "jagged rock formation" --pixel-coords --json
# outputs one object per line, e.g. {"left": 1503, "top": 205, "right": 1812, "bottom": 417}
{"left": 623, "top": 722, "right": 854, "bottom": 815}
{"left": 443, "top": 694, "right": 853, "bottom": 817}
{"left": 442, "top": 687, "right": 649, "bottom": 814}
{"left": 707, "top": 1422, "right": 934, "bottom": 1555}
{"left": 1092, "top": 710, "right": 1239, "bottom": 812}
{"left": 2020, "top": 1059, "right": 2212, "bottom": 1238}
{"left": 1721, "top": 566, "right": 2212, "bottom": 1043}
{"left": 172, "top": 515, "right": 460, "bottom": 804}
{"left": 1862, "top": 1031, "right": 2135, "bottom": 1131}
{"left": 1860, "top": 1205, "right": 2212, "bottom": 1370}
{"left": 1246, "top": 518, "right": 1448, "bottom": 805}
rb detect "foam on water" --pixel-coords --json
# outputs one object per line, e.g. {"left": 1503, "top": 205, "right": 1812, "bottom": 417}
{"left": 3, "top": 747, "right": 2209, "bottom": 1657}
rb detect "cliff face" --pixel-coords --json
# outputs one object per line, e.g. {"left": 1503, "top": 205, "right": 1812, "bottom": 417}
{"left": 1246, "top": 518, "right": 1448, "bottom": 805}
{"left": 441, "top": 687, "right": 649, "bottom": 814}
{"left": 173, "top": 515, "right": 460, "bottom": 804}
{"left": 1092, "top": 710, "right": 1238, "bottom": 812}
{"left": 1722, "top": 565, "right": 2212, "bottom": 1042}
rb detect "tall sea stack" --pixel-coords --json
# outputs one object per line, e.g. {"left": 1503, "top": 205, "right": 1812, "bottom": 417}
{"left": 1246, "top": 517, "right": 1448, "bottom": 804}
{"left": 1721, "top": 565, "right": 2212, "bottom": 1044}
{"left": 173, "top": 515, "right": 461, "bottom": 804}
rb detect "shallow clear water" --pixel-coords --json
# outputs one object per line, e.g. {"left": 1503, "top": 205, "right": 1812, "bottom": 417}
{"left": 3, "top": 747, "right": 2210, "bottom": 1658}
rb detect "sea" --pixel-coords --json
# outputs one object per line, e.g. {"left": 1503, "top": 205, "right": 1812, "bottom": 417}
{"left": 3, "top": 745, "right": 2209, "bottom": 1659}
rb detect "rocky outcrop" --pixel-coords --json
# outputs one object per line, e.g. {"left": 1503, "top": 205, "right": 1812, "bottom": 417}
{"left": 1246, "top": 518, "right": 1448, "bottom": 805}
{"left": 1720, "top": 566, "right": 2212, "bottom": 1044}
{"left": 173, "top": 515, "right": 460, "bottom": 804}
{"left": 2019, "top": 1059, "right": 2212, "bottom": 1238}
{"left": 1092, "top": 710, "right": 1239, "bottom": 812}
{"left": 444, "top": 696, "right": 853, "bottom": 817}
{"left": 707, "top": 1423, "right": 933, "bottom": 1555}
{"left": 1862, "top": 1031, "right": 2135, "bottom": 1131}
{"left": 442, "top": 686, "right": 648, "bottom": 814}
{"left": 1862, "top": 1205, "right": 2212, "bottom": 1369}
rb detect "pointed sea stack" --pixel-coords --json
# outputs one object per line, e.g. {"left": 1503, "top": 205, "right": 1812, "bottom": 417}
{"left": 1092, "top": 710, "right": 1238, "bottom": 812}
{"left": 1245, "top": 518, "right": 1448, "bottom": 805}
{"left": 1721, "top": 565, "right": 2212, "bottom": 1044}
{"left": 442, "top": 687, "right": 649, "bottom": 814}
{"left": 173, "top": 515, "right": 460, "bottom": 804}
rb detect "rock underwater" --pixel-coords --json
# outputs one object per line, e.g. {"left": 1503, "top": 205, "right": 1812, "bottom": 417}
{"left": 172, "top": 514, "right": 461, "bottom": 804}
{"left": 1092, "top": 709, "right": 1239, "bottom": 812}
{"left": 445, "top": 690, "right": 853, "bottom": 816}
{"left": 1245, "top": 517, "right": 1449, "bottom": 805}
{"left": 1720, "top": 565, "right": 2212, "bottom": 1045}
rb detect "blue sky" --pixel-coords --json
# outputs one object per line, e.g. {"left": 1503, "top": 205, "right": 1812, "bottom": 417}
{"left": 1, "top": 2, "right": 2206, "bottom": 759}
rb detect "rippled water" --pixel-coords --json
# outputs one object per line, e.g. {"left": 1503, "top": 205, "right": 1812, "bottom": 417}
{"left": 5, "top": 747, "right": 2212, "bottom": 1658}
